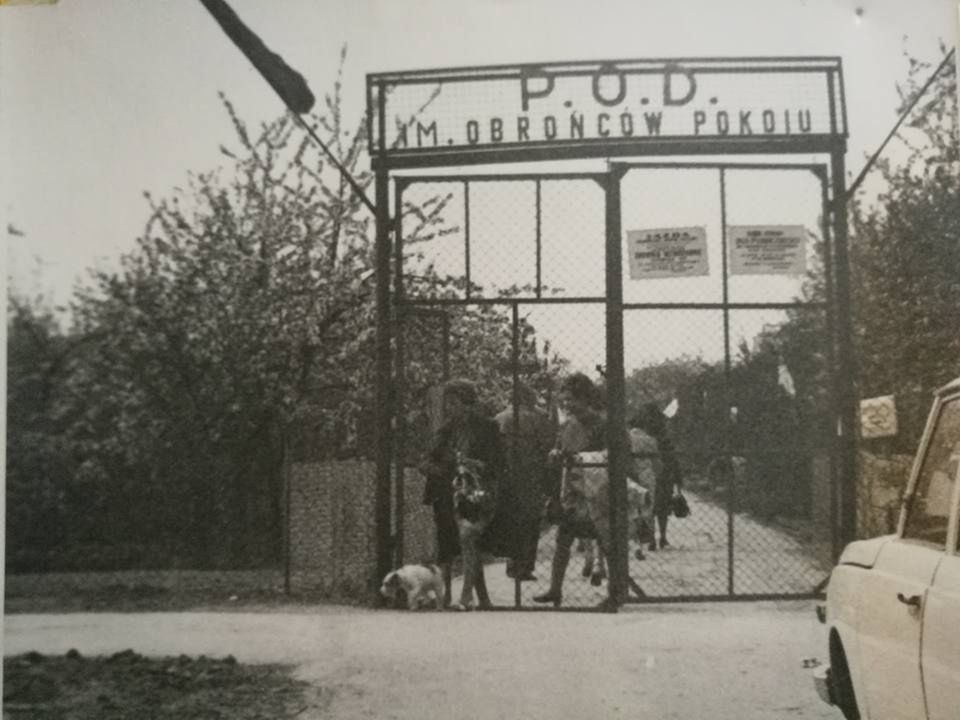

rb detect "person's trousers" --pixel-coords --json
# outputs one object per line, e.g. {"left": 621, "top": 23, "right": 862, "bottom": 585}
{"left": 458, "top": 519, "right": 490, "bottom": 606}
{"left": 545, "top": 521, "right": 577, "bottom": 597}
{"left": 512, "top": 519, "right": 541, "bottom": 577}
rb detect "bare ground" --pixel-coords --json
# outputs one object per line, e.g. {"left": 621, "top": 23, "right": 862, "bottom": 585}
{"left": 4, "top": 602, "right": 841, "bottom": 720}
{"left": 3, "top": 650, "right": 314, "bottom": 719}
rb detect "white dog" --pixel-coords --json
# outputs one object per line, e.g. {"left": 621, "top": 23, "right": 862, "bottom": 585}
{"left": 380, "top": 564, "right": 446, "bottom": 610}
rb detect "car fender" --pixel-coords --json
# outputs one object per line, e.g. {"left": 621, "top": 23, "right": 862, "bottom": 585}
{"left": 837, "top": 535, "right": 895, "bottom": 569}
{"left": 827, "top": 563, "right": 870, "bottom": 718}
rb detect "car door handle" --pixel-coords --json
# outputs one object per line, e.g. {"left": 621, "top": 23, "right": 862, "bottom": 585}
{"left": 896, "top": 592, "right": 922, "bottom": 608}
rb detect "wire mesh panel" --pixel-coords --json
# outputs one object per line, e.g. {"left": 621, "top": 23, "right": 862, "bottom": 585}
{"left": 539, "top": 179, "right": 606, "bottom": 298}
{"left": 723, "top": 168, "right": 826, "bottom": 306}
{"left": 727, "top": 308, "right": 835, "bottom": 594}
{"left": 468, "top": 181, "right": 538, "bottom": 298}
{"left": 615, "top": 164, "right": 835, "bottom": 601}
{"left": 514, "top": 303, "right": 608, "bottom": 609}
{"left": 393, "top": 162, "right": 837, "bottom": 608}
{"left": 622, "top": 309, "right": 731, "bottom": 599}
{"left": 621, "top": 168, "right": 723, "bottom": 306}
{"left": 396, "top": 172, "right": 619, "bottom": 609}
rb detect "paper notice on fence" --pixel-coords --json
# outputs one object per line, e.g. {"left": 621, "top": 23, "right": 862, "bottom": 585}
{"left": 728, "top": 225, "right": 807, "bottom": 275}
{"left": 626, "top": 227, "right": 708, "bottom": 279}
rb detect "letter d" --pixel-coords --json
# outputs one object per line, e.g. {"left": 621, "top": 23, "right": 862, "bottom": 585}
{"left": 663, "top": 64, "right": 697, "bottom": 106}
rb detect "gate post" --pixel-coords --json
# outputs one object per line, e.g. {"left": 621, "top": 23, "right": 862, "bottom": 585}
{"left": 604, "top": 164, "right": 629, "bottom": 608}
{"left": 373, "top": 82, "right": 394, "bottom": 597}
{"left": 830, "top": 145, "right": 859, "bottom": 548}
{"left": 393, "top": 179, "right": 408, "bottom": 569}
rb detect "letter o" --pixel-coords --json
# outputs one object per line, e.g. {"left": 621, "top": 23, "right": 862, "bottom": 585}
{"left": 592, "top": 65, "right": 627, "bottom": 106}
{"left": 716, "top": 111, "right": 730, "bottom": 135}
{"left": 466, "top": 120, "right": 480, "bottom": 144}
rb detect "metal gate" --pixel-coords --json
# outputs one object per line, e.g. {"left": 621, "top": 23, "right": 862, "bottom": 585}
{"left": 369, "top": 57, "right": 856, "bottom": 609}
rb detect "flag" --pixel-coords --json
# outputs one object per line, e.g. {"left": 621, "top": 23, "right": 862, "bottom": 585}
{"left": 199, "top": 0, "right": 315, "bottom": 114}
{"left": 778, "top": 363, "right": 796, "bottom": 397}
{"left": 663, "top": 397, "right": 679, "bottom": 418}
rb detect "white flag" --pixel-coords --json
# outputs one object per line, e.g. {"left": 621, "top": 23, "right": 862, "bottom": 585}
{"left": 664, "top": 397, "right": 679, "bottom": 418}
{"left": 778, "top": 363, "right": 796, "bottom": 397}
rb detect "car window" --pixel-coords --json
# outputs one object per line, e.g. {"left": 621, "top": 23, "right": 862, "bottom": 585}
{"left": 903, "top": 396, "right": 960, "bottom": 548}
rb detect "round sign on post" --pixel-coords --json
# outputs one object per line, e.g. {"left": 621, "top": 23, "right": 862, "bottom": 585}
{"left": 860, "top": 395, "right": 898, "bottom": 439}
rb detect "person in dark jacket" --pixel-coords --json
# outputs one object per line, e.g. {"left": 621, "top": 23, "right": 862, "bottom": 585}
{"left": 421, "top": 379, "right": 505, "bottom": 610}
{"left": 492, "top": 384, "right": 554, "bottom": 581}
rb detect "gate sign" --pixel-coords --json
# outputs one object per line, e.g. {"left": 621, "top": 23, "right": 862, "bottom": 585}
{"left": 627, "top": 227, "right": 708, "bottom": 279}
{"left": 368, "top": 57, "right": 847, "bottom": 166}
{"left": 861, "top": 395, "right": 898, "bottom": 439}
{"left": 728, "top": 225, "right": 807, "bottom": 275}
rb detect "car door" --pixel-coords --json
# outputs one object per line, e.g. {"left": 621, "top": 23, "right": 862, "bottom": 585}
{"left": 924, "top": 554, "right": 960, "bottom": 720}
{"left": 856, "top": 540, "right": 941, "bottom": 720}
{"left": 920, "top": 394, "right": 960, "bottom": 720}
{"left": 856, "top": 393, "right": 957, "bottom": 720}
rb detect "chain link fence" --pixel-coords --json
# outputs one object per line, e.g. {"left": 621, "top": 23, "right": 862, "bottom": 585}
{"left": 386, "top": 165, "right": 837, "bottom": 609}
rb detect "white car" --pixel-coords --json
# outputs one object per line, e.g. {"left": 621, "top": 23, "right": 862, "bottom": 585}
{"left": 815, "top": 376, "right": 960, "bottom": 719}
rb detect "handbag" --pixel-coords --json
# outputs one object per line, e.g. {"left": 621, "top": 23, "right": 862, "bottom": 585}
{"left": 671, "top": 490, "right": 691, "bottom": 519}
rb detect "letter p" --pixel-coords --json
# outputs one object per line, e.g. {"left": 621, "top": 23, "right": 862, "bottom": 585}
{"left": 520, "top": 67, "right": 555, "bottom": 112}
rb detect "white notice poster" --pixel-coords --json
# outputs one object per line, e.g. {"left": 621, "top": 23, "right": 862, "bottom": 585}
{"left": 728, "top": 225, "right": 807, "bottom": 275}
{"left": 626, "top": 227, "right": 708, "bottom": 279}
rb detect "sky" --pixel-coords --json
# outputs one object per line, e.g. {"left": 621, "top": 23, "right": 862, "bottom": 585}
{"left": 0, "top": 0, "right": 957, "bottom": 371}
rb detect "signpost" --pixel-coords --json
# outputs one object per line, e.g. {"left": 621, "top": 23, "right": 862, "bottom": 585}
{"left": 368, "top": 57, "right": 847, "bottom": 168}
{"left": 860, "top": 395, "right": 898, "bottom": 440}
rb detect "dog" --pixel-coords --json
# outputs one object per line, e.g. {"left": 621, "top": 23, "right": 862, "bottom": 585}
{"left": 380, "top": 563, "right": 446, "bottom": 610}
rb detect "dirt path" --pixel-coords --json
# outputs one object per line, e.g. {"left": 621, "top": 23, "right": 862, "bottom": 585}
{"left": 477, "top": 488, "right": 832, "bottom": 608}
{"left": 5, "top": 602, "right": 839, "bottom": 720}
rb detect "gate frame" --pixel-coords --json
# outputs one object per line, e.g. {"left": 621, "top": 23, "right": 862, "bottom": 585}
{"left": 369, "top": 57, "right": 856, "bottom": 609}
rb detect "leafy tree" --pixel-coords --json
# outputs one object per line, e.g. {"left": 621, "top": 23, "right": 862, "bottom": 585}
{"left": 7, "top": 54, "right": 565, "bottom": 570}
{"left": 849, "top": 47, "right": 959, "bottom": 449}
{"left": 6, "top": 298, "right": 71, "bottom": 571}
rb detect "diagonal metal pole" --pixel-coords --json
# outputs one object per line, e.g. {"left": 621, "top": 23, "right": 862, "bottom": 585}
{"left": 198, "top": 0, "right": 376, "bottom": 216}
{"left": 290, "top": 115, "right": 377, "bottom": 216}
{"left": 841, "top": 48, "right": 955, "bottom": 204}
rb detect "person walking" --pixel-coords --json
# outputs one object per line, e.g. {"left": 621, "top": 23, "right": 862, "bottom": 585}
{"left": 635, "top": 402, "right": 683, "bottom": 550}
{"left": 421, "top": 379, "right": 505, "bottom": 610}
{"left": 533, "top": 372, "right": 626, "bottom": 607}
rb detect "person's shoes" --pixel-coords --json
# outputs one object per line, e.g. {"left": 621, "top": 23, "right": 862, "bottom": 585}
{"left": 590, "top": 573, "right": 604, "bottom": 587}
{"left": 581, "top": 563, "right": 593, "bottom": 578}
{"left": 648, "top": 541, "right": 657, "bottom": 552}
{"left": 659, "top": 538, "right": 670, "bottom": 549}
{"left": 634, "top": 548, "right": 646, "bottom": 561}
{"left": 451, "top": 601, "right": 475, "bottom": 612}
{"left": 595, "top": 597, "right": 620, "bottom": 613}
{"left": 533, "top": 591, "right": 562, "bottom": 607}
